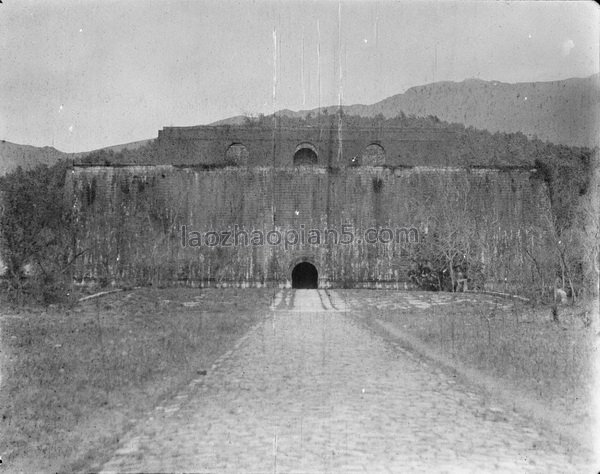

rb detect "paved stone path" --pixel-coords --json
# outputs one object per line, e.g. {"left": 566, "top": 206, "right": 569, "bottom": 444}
{"left": 100, "top": 290, "right": 593, "bottom": 473}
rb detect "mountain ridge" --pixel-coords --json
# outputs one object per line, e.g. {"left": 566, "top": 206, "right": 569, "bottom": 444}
{"left": 1, "top": 75, "right": 597, "bottom": 176}
{"left": 0, "top": 140, "right": 72, "bottom": 176}
{"left": 0, "top": 139, "right": 153, "bottom": 176}
{"left": 213, "top": 74, "right": 599, "bottom": 148}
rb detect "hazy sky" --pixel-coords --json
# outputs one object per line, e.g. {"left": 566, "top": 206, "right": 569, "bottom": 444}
{"left": 0, "top": 0, "right": 598, "bottom": 152}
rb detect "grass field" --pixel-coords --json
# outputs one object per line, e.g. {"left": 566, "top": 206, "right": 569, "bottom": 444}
{"left": 0, "top": 287, "right": 273, "bottom": 473}
{"left": 340, "top": 290, "right": 595, "bottom": 442}
{"left": 1, "top": 287, "right": 596, "bottom": 471}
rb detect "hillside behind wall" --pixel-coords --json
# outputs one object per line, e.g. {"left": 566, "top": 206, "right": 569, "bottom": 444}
{"left": 70, "top": 165, "right": 549, "bottom": 288}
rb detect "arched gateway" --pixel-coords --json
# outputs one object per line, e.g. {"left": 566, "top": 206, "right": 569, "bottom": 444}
{"left": 291, "top": 262, "right": 318, "bottom": 289}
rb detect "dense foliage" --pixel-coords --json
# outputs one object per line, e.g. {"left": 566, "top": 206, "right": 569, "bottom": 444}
{"left": 0, "top": 160, "right": 77, "bottom": 303}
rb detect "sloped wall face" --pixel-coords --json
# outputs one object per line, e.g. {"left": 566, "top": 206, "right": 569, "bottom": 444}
{"left": 71, "top": 165, "right": 548, "bottom": 288}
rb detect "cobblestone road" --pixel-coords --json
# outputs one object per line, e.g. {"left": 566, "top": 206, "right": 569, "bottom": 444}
{"left": 100, "top": 290, "right": 593, "bottom": 473}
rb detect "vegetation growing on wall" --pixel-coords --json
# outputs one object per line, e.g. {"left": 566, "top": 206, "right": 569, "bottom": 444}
{"left": 7, "top": 113, "right": 595, "bottom": 301}
{"left": 0, "top": 160, "right": 78, "bottom": 303}
{"left": 403, "top": 148, "right": 598, "bottom": 302}
{"left": 241, "top": 111, "right": 595, "bottom": 169}
{"left": 79, "top": 114, "right": 595, "bottom": 172}
{"left": 407, "top": 174, "right": 483, "bottom": 292}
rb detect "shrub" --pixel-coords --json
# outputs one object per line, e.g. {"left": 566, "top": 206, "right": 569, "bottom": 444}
{"left": 0, "top": 161, "right": 78, "bottom": 304}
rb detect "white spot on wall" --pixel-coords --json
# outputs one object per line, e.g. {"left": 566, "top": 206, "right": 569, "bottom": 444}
{"left": 561, "top": 39, "right": 575, "bottom": 56}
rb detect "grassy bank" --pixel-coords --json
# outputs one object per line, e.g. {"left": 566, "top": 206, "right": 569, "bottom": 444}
{"left": 340, "top": 290, "right": 595, "bottom": 440}
{"left": 0, "top": 287, "right": 273, "bottom": 473}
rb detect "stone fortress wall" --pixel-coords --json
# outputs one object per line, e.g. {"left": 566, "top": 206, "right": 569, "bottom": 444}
{"left": 70, "top": 123, "right": 548, "bottom": 288}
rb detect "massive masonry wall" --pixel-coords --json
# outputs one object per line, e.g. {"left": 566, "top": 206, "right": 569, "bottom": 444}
{"left": 156, "top": 124, "right": 461, "bottom": 167}
{"left": 70, "top": 164, "right": 549, "bottom": 288}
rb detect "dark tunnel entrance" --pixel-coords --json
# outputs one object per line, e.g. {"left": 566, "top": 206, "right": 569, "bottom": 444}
{"left": 291, "top": 262, "right": 318, "bottom": 289}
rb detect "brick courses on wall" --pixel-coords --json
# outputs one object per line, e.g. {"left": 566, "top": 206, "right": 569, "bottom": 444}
{"left": 70, "top": 141, "right": 549, "bottom": 288}
{"left": 156, "top": 124, "right": 462, "bottom": 168}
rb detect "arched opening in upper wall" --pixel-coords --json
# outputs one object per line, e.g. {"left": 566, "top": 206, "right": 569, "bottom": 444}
{"left": 293, "top": 143, "right": 318, "bottom": 166}
{"left": 225, "top": 143, "right": 249, "bottom": 166}
{"left": 361, "top": 143, "right": 385, "bottom": 166}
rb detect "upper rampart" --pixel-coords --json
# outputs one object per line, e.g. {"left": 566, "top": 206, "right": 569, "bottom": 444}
{"left": 157, "top": 123, "right": 462, "bottom": 168}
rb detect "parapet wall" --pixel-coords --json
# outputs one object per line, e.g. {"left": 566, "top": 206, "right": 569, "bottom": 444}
{"left": 157, "top": 124, "right": 461, "bottom": 167}
{"left": 71, "top": 164, "right": 548, "bottom": 288}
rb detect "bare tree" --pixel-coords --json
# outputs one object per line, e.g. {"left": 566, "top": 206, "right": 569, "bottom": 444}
{"left": 410, "top": 173, "right": 479, "bottom": 292}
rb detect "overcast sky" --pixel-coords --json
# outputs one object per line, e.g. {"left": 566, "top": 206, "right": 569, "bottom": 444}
{"left": 0, "top": 0, "right": 598, "bottom": 152}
